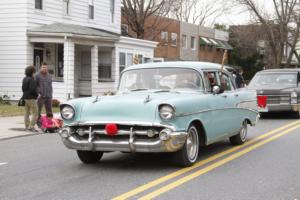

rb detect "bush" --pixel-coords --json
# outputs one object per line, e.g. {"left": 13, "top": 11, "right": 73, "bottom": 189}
{"left": 103, "top": 91, "right": 115, "bottom": 96}
{"left": 52, "top": 99, "right": 60, "bottom": 107}
{"left": 0, "top": 96, "right": 11, "bottom": 105}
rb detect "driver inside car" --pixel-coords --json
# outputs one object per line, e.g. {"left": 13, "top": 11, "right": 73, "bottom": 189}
{"left": 175, "top": 73, "right": 199, "bottom": 89}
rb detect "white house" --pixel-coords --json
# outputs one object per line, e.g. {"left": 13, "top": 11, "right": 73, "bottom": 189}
{"left": 0, "top": 0, "right": 157, "bottom": 101}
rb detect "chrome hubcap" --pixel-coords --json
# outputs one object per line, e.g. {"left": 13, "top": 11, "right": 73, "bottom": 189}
{"left": 186, "top": 127, "right": 199, "bottom": 162}
{"left": 240, "top": 123, "right": 247, "bottom": 141}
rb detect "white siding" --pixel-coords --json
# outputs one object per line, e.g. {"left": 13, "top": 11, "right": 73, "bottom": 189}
{"left": 26, "top": 0, "right": 121, "bottom": 34}
{"left": 52, "top": 82, "right": 65, "bottom": 101}
{"left": 0, "top": 0, "right": 29, "bottom": 100}
{"left": 63, "top": 40, "right": 75, "bottom": 99}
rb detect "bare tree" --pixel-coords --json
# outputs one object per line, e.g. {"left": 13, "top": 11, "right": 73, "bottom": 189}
{"left": 122, "top": 0, "right": 174, "bottom": 39}
{"left": 169, "top": 0, "right": 229, "bottom": 26}
{"left": 233, "top": 0, "right": 300, "bottom": 68}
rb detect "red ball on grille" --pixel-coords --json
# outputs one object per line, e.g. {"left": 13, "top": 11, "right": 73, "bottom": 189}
{"left": 105, "top": 123, "right": 118, "bottom": 136}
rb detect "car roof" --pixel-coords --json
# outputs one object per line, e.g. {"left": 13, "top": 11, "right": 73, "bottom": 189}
{"left": 257, "top": 68, "right": 300, "bottom": 74}
{"left": 124, "top": 61, "right": 228, "bottom": 72}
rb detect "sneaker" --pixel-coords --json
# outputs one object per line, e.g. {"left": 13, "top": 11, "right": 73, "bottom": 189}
{"left": 28, "top": 128, "right": 38, "bottom": 133}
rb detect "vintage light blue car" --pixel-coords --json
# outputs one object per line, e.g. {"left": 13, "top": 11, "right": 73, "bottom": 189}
{"left": 59, "top": 62, "right": 259, "bottom": 166}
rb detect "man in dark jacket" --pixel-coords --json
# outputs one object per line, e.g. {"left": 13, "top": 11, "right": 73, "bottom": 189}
{"left": 35, "top": 62, "right": 53, "bottom": 118}
{"left": 235, "top": 69, "right": 245, "bottom": 88}
{"left": 22, "top": 66, "right": 38, "bottom": 131}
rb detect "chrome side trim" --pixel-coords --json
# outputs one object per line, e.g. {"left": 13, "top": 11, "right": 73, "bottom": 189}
{"left": 177, "top": 107, "right": 259, "bottom": 117}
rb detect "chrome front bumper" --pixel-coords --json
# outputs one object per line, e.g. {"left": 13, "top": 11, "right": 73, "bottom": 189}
{"left": 59, "top": 127, "right": 187, "bottom": 153}
{"left": 259, "top": 104, "right": 300, "bottom": 112}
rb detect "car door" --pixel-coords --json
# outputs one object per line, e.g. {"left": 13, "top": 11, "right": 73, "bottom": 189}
{"left": 217, "top": 71, "right": 241, "bottom": 136}
{"left": 202, "top": 70, "right": 236, "bottom": 143}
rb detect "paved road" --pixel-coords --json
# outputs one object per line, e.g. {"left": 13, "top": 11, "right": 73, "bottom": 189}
{"left": 1, "top": 114, "right": 300, "bottom": 200}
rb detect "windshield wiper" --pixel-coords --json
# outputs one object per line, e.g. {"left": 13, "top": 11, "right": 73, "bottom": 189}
{"left": 130, "top": 88, "right": 148, "bottom": 92}
{"left": 154, "top": 89, "right": 181, "bottom": 93}
{"left": 153, "top": 89, "right": 171, "bottom": 93}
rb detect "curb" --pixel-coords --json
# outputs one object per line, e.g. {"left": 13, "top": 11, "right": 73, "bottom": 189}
{"left": 0, "top": 133, "right": 38, "bottom": 141}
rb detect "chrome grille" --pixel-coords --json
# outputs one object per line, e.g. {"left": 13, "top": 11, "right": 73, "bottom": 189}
{"left": 70, "top": 124, "right": 163, "bottom": 139}
{"left": 266, "top": 95, "right": 290, "bottom": 105}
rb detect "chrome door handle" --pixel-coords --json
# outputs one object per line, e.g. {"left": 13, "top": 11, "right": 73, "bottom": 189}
{"left": 234, "top": 94, "right": 239, "bottom": 97}
{"left": 221, "top": 95, "right": 227, "bottom": 98}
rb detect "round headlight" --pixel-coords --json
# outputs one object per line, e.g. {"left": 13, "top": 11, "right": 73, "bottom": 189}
{"left": 61, "top": 105, "right": 75, "bottom": 120}
{"left": 159, "top": 105, "right": 175, "bottom": 120}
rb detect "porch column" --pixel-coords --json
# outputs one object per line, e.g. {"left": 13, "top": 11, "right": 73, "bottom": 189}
{"left": 112, "top": 47, "right": 119, "bottom": 89}
{"left": 91, "top": 45, "right": 99, "bottom": 96}
{"left": 63, "top": 40, "right": 75, "bottom": 100}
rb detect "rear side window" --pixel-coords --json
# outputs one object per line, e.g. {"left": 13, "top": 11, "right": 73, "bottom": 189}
{"left": 203, "top": 71, "right": 218, "bottom": 92}
{"left": 218, "top": 72, "right": 234, "bottom": 91}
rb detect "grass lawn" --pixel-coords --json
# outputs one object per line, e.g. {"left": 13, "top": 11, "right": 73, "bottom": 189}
{"left": 0, "top": 104, "right": 60, "bottom": 117}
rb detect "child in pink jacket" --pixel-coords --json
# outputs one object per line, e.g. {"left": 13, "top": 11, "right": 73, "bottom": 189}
{"left": 41, "top": 112, "right": 62, "bottom": 133}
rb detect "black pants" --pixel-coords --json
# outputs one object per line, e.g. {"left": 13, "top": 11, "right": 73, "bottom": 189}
{"left": 44, "top": 127, "right": 59, "bottom": 133}
{"left": 37, "top": 97, "right": 52, "bottom": 117}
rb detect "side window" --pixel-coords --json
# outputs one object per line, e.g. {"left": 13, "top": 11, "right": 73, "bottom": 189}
{"left": 203, "top": 71, "right": 218, "bottom": 92}
{"left": 218, "top": 72, "right": 233, "bottom": 91}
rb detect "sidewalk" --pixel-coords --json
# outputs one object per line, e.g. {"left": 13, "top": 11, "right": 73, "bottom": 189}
{"left": 0, "top": 113, "right": 61, "bottom": 140}
{"left": 0, "top": 116, "right": 34, "bottom": 140}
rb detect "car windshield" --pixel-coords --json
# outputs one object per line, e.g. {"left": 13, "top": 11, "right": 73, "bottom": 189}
{"left": 248, "top": 73, "right": 298, "bottom": 88}
{"left": 118, "top": 68, "right": 203, "bottom": 92}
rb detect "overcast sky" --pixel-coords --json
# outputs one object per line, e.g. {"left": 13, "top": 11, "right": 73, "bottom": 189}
{"left": 214, "top": 0, "right": 274, "bottom": 25}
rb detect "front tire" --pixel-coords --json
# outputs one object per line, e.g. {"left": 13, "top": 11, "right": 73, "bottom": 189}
{"left": 174, "top": 125, "right": 199, "bottom": 167}
{"left": 77, "top": 150, "right": 103, "bottom": 164}
{"left": 230, "top": 120, "right": 248, "bottom": 145}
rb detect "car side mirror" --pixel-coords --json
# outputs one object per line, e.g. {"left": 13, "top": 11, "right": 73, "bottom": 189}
{"left": 212, "top": 85, "right": 223, "bottom": 95}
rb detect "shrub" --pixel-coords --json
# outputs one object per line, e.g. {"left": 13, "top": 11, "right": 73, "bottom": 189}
{"left": 52, "top": 99, "right": 60, "bottom": 107}
{"left": 103, "top": 91, "right": 115, "bottom": 96}
{"left": 0, "top": 96, "right": 11, "bottom": 105}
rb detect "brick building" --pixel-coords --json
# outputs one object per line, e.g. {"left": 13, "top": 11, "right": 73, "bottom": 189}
{"left": 122, "top": 14, "right": 232, "bottom": 63}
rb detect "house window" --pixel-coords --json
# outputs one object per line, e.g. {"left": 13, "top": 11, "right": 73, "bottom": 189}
{"left": 119, "top": 52, "right": 134, "bottom": 73}
{"left": 89, "top": 0, "right": 94, "bottom": 19}
{"left": 181, "top": 34, "right": 187, "bottom": 49}
{"left": 138, "top": 54, "right": 143, "bottom": 64}
{"left": 191, "top": 36, "right": 196, "bottom": 50}
{"left": 35, "top": 0, "right": 43, "bottom": 9}
{"left": 63, "top": 0, "right": 70, "bottom": 15}
{"left": 56, "top": 44, "right": 64, "bottom": 78}
{"left": 127, "top": 53, "right": 133, "bottom": 66}
{"left": 110, "top": 0, "right": 115, "bottom": 22}
{"left": 98, "top": 66, "right": 111, "bottom": 80}
{"left": 143, "top": 57, "right": 152, "bottom": 63}
{"left": 161, "top": 31, "right": 168, "bottom": 44}
{"left": 119, "top": 52, "right": 126, "bottom": 73}
{"left": 171, "top": 33, "right": 177, "bottom": 46}
{"left": 98, "top": 51, "right": 112, "bottom": 81}
{"left": 121, "top": 24, "right": 128, "bottom": 36}
{"left": 80, "top": 52, "right": 91, "bottom": 80}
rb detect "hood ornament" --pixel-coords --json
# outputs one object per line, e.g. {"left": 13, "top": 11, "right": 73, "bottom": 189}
{"left": 144, "top": 95, "right": 152, "bottom": 103}
{"left": 93, "top": 96, "right": 100, "bottom": 103}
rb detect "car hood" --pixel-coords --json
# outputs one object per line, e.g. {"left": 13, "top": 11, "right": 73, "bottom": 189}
{"left": 73, "top": 91, "right": 200, "bottom": 123}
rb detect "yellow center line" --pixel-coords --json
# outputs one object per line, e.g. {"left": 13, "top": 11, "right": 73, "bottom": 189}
{"left": 112, "top": 120, "right": 300, "bottom": 200}
{"left": 139, "top": 124, "right": 300, "bottom": 200}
